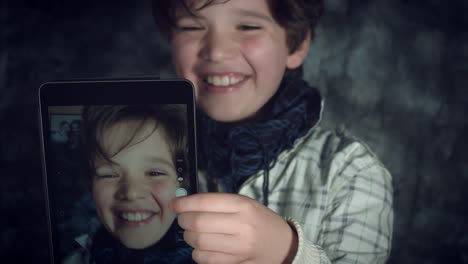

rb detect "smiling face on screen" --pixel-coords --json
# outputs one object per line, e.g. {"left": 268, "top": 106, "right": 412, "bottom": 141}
{"left": 91, "top": 121, "right": 178, "bottom": 249}
{"left": 170, "top": 0, "right": 309, "bottom": 122}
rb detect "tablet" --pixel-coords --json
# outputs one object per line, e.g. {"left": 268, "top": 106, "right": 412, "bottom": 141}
{"left": 39, "top": 78, "right": 197, "bottom": 263}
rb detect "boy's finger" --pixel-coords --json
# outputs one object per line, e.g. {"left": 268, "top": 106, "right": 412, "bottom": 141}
{"left": 170, "top": 193, "right": 251, "bottom": 213}
{"left": 177, "top": 211, "right": 238, "bottom": 234}
{"left": 184, "top": 231, "right": 237, "bottom": 253}
{"left": 192, "top": 249, "right": 244, "bottom": 264}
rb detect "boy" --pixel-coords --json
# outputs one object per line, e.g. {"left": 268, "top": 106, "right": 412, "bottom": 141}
{"left": 153, "top": 0, "right": 393, "bottom": 263}
{"left": 65, "top": 104, "right": 193, "bottom": 263}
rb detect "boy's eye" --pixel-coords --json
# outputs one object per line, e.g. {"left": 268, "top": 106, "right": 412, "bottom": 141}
{"left": 95, "top": 173, "right": 118, "bottom": 179}
{"left": 238, "top": 25, "right": 262, "bottom": 31}
{"left": 177, "top": 25, "right": 204, "bottom": 31}
{"left": 182, "top": 26, "right": 202, "bottom": 30}
{"left": 175, "top": 16, "right": 204, "bottom": 31}
{"left": 95, "top": 166, "right": 119, "bottom": 179}
{"left": 147, "top": 170, "right": 167, "bottom": 177}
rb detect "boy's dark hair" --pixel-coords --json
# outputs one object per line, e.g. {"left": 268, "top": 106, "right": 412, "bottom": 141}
{"left": 81, "top": 104, "right": 188, "bottom": 188}
{"left": 151, "top": 0, "right": 324, "bottom": 77}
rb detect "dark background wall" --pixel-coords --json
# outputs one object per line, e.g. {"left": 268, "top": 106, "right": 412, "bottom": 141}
{"left": 1, "top": 0, "right": 467, "bottom": 263}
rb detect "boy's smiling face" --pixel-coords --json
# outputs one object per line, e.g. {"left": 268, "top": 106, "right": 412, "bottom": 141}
{"left": 170, "top": 0, "right": 309, "bottom": 122}
{"left": 92, "top": 121, "right": 178, "bottom": 249}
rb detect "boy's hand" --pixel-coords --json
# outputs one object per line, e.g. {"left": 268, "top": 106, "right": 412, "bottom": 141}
{"left": 170, "top": 193, "right": 298, "bottom": 264}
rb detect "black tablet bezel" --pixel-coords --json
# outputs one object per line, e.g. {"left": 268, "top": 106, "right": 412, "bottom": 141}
{"left": 38, "top": 78, "right": 198, "bottom": 263}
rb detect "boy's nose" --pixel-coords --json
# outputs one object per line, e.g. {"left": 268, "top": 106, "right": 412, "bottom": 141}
{"left": 115, "top": 180, "right": 147, "bottom": 201}
{"left": 200, "top": 30, "right": 236, "bottom": 62}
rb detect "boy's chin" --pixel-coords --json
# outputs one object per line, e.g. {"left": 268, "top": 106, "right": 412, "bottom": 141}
{"left": 118, "top": 235, "right": 162, "bottom": 250}
{"left": 114, "top": 227, "right": 168, "bottom": 249}
{"left": 207, "top": 113, "right": 247, "bottom": 123}
{"left": 203, "top": 106, "right": 255, "bottom": 123}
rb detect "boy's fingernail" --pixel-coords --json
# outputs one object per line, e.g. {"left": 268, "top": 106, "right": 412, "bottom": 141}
{"left": 175, "top": 188, "right": 188, "bottom": 197}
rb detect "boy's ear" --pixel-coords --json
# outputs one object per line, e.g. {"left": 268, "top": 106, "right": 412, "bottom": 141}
{"left": 286, "top": 31, "right": 311, "bottom": 69}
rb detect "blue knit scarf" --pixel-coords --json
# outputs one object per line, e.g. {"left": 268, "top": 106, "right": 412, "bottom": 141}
{"left": 197, "top": 76, "right": 322, "bottom": 205}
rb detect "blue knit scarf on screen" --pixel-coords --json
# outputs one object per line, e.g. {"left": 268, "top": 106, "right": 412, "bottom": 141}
{"left": 89, "top": 222, "right": 194, "bottom": 264}
{"left": 197, "top": 75, "right": 322, "bottom": 205}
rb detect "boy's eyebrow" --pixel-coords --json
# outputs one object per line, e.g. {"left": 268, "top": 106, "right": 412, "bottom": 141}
{"left": 231, "top": 8, "right": 274, "bottom": 23}
{"left": 144, "top": 156, "right": 175, "bottom": 169}
{"left": 175, "top": 8, "right": 274, "bottom": 23}
{"left": 94, "top": 158, "right": 115, "bottom": 168}
{"left": 94, "top": 157, "right": 174, "bottom": 169}
{"left": 174, "top": 7, "right": 202, "bottom": 20}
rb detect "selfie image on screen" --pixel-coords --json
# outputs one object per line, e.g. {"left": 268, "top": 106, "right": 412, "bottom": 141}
{"left": 46, "top": 104, "right": 193, "bottom": 263}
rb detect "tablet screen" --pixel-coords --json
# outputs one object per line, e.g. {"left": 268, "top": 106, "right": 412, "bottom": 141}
{"left": 39, "top": 79, "right": 197, "bottom": 263}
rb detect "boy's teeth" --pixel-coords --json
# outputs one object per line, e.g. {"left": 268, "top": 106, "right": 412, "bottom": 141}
{"left": 121, "top": 212, "right": 151, "bottom": 222}
{"left": 206, "top": 75, "right": 243, "bottom": 86}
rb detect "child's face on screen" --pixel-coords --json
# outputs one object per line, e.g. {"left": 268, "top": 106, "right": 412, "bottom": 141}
{"left": 92, "top": 121, "right": 178, "bottom": 249}
{"left": 170, "top": 0, "right": 306, "bottom": 122}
